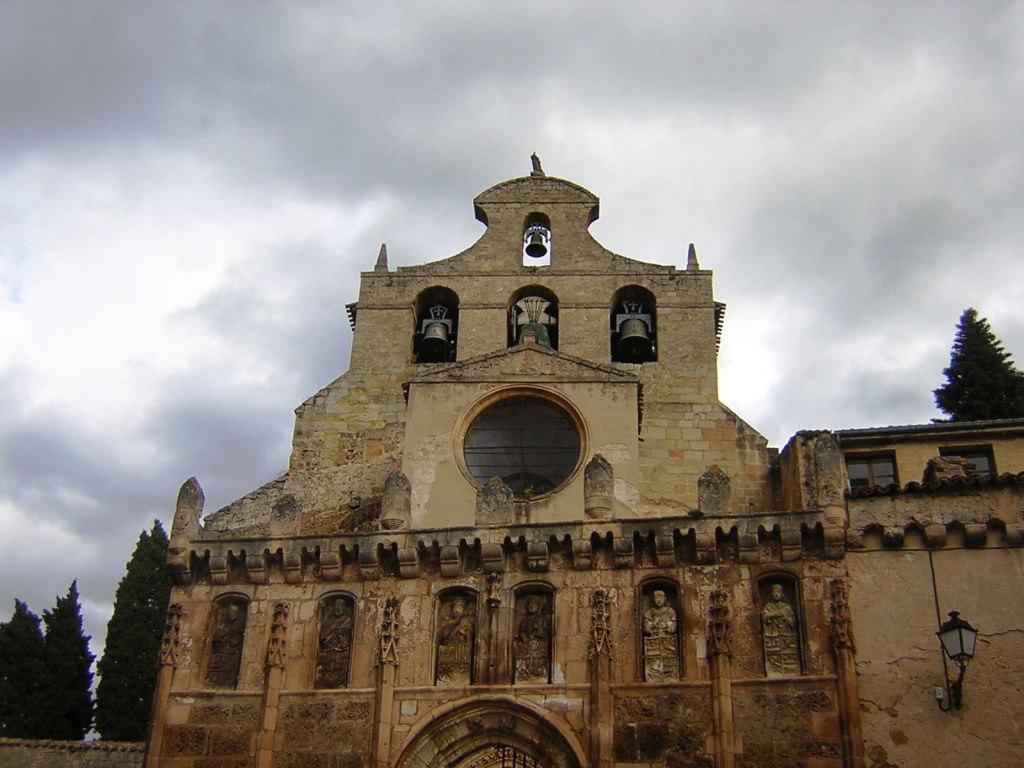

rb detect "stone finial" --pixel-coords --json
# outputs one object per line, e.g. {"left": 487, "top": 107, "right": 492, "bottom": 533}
{"left": 476, "top": 476, "right": 514, "bottom": 525}
{"left": 698, "top": 465, "right": 730, "bottom": 515}
{"left": 530, "top": 152, "right": 545, "bottom": 176}
{"left": 380, "top": 471, "right": 412, "bottom": 530}
{"left": 686, "top": 243, "right": 699, "bottom": 271}
{"left": 584, "top": 454, "right": 614, "bottom": 519}
{"left": 374, "top": 243, "right": 389, "bottom": 272}
{"left": 171, "top": 477, "right": 204, "bottom": 542}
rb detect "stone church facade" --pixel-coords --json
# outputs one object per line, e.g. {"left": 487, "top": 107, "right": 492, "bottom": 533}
{"left": 146, "top": 163, "right": 1024, "bottom": 768}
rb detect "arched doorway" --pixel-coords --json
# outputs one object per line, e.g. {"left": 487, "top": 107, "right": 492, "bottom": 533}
{"left": 395, "top": 698, "right": 584, "bottom": 768}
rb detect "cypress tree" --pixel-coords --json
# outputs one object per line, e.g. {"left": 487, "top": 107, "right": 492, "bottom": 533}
{"left": 95, "top": 521, "right": 171, "bottom": 741}
{"left": 0, "top": 600, "right": 49, "bottom": 738}
{"left": 41, "top": 581, "right": 95, "bottom": 740}
{"left": 934, "top": 308, "right": 1024, "bottom": 421}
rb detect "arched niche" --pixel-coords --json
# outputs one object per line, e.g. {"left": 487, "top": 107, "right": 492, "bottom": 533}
{"left": 757, "top": 573, "right": 804, "bottom": 677}
{"left": 414, "top": 286, "right": 459, "bottom": 363}
{"left": 395, "top": 697, "right": 585, "bottom": 768}
{"left": 314, "top": 592, "right": 355, "bottom": 688}
{"left": 436, "top": 588, "right": 479, "bottom": 685}
{"left": 638, "top": 579, "right": 681, "bottom": 681}
{"left": 610, "top": 285, "right": 657, "bottom": 363}
{"left": 508, "top": 285, "right": 558, "bottom": 349}
{"left": 512, "top": 585, "right": 554, "bottom": 684}
{"left": 204, "top": 594, "right": 249, "bottom": 689}
{"left": 522, "top": 212, "right": 551, "bottom": 266}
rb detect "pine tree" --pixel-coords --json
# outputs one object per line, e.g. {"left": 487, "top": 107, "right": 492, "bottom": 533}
{"left": 95, "top": 521, "right": 171, "bottom": 741}
{"left": 41, "top": 581, "right": 95, "bottom": 740}
{"left": 0, "top": 600, "right": 49, "bottom": 738}
{"left": 934, "top": 308, "right": 1024, "bottom": 421}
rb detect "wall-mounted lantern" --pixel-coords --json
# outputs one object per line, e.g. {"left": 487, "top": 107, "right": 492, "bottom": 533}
{"left": 935, "top": 610, "right": 978, "bottom": 711}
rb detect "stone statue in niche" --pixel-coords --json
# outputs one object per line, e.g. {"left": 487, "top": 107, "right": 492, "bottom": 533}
{"left": 436, "top": 593, "right": 476, "bottom": 684}
{"left": 513, "top": 594, "right": 552, "bottom": 683}
{"left": 760, "top": 582, "right": 801, "bottom": 676}
{"left": 315, "top": 596, "right": 354, "bottom": 688}
{"left": 642, "top": 588, "right": 679, "bottom": 681}
{"left": 205, "top": 598, "right": 247, "bottom": 688}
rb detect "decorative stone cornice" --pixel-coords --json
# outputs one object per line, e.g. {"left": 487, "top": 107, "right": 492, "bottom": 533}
{"left": 167, "top": 511, "right": 844, "bottom": 585}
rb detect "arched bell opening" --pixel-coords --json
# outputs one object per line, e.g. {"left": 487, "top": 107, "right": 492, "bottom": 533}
{"left": 395, "top": 698, "right": 585, "bottom": 768}
{"left": 610, "top": 285, "right": 657, "bottom": 363}
{"left": 413, "top": 286, "right": 459, "bottom": 363}
{"left": 522, "top": 212, "right": 551, "bottom": 266}
{"left": 508, "top": 285, "right": 558, "bottom": 350}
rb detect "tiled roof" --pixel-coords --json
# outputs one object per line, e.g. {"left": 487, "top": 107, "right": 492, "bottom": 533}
{"left": 847, "top": 470, "right": 1024, "bottom": 498}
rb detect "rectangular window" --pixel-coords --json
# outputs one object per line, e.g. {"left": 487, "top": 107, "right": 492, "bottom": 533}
{"left": 846, "top": 453, "right": 898, "bottom": 489}
{"left": 939, "top": 445, "right": 995, "bottom": 476}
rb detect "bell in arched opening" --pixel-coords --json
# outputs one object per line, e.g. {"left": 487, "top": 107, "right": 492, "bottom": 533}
{"left": 417, "top": 303, "right": 454, "bottom": 363}
{"left": 522, "top": 214, "right": 551, "bottom": 263}
{"left": 613, "top": 300, "right": 655, "bottom": 363}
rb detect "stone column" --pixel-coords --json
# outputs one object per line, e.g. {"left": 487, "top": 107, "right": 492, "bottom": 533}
{"left": 144, "top": 603, "right": 183, "bottom": 768}
{"left": 372, "top": 597, "right": 400, "bottom": 768}
{"left": 588, "top": 589, "right": 614, "bottom": 768}
{"left": 830, "top": 580, "right": 865, "bottom": 768}
{"left": 256, "top": 602, "right": 289, "bottom": 768}
{"left": 706, "top": 591, "right": 735, "bottom": 768}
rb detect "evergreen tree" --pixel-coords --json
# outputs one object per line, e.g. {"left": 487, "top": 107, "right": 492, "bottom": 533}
{"left": 934, "top": 308, "right": 1024, "bottom": 421}
{"left": 0, "top": 600, "right": 49, "bottom": 738}
{"left": 95, "top": 521, "right": 171, "bottom": 741}
{"left": 41, "top": 581, "right": 95, "bottom": 740}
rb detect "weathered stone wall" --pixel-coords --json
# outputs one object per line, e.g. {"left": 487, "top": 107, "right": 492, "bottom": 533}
{"left": 0, "top": 739, "right": 143, "bottom": 768}
{"left": 274, "top": 695, "right": 373, "bottom": 768}
{"left": 161, "top": 695, "right": 261, "bottom": 766}
{"left": 614, "top": 689, "right": 713, "bottom": 767}
{"left": 732, "top": 682, "right": 842, "bottom": 767}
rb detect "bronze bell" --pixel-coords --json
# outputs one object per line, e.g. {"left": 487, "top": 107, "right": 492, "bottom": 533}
{"left": 524, "top": 231, "right": 548, "bottom": 258}
{"left": 419, "top": 321, "right": 450, "bottom": 360}
{"left": 617, "top": 317, "right": 653, "bottom": 362}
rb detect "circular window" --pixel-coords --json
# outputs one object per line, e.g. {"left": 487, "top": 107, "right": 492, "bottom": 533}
{"left": 463, "top": 395, "right": 582, "bottom": 497}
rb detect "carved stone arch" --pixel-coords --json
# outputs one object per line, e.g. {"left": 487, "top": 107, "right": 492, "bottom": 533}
{"left": 435, "top": 587, "right": 480, "bottom": 685}
{"left": 755, "top": 571, "right": 804, "bottom": 677}
{"left": 637, "top": 577, "right": 681, "bottom": 681}
{"left": 204, "top": 593, "right": 249, "bottom": 689}
{"left": 610, "top": 284, "right": 657, "bottom": 363}
{"left": 414, "top": 286, "right": 460, "bottom": 363}
{"left": 395, "top": 696, "right": 586, "bottom": 768}
{"left": 508, "top": 284, "right": 559, "bottom": 349}
{"left": 314, "top": 591, "right": 356, "bottom": 688}
{"left": 511, "top": 582, "right": 555, "bottom": 684}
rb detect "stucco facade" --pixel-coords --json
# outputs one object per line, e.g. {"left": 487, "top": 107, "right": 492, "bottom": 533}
{"left": 146, "top": 164, "right": 1024, "bottom": 768}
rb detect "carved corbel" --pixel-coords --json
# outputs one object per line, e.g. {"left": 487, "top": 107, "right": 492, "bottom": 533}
{"left": 846, "top": 528, "right": 866, "bottom": 549}
{"left": 397, "top": 547, "right": 421, "bottom": 578}
{"left": 358, "top": 547, "right": 381, "bottom": 580}
{"left": 480, "top": 542, "right": 505, "bottom": 573}
{"left": 695, "top": 531, "right": 716, "bottom": 564}
{"left": 780, "top": 528, "right": 802, "bottom": 561}
{"left": 283, "top": 551, "right": 303, "bottom": 583}
{"left": 1006, "top": 523, "right": 1024, "bottom": 546}
{"left": 923, "top": 523, "right": 948, "bottom": 548}
{"left": 655, "top": 533, "right": 676, "bottom": 567}
{"left": 320, "top": 550, "right": 342, "bottom": 581}
{"left": 246, "top": 551, "right": 267, "bottom": 584}
{"left": 440, "top": 544, "right": 462, "bottom": 577}
{"left": 822, "top": 526, "right": 845, "bottom": 560}
{"left": 527, "top": 541, "right": 549, "bottom": 571}
{"left": 736, "top": 528, "right": 758, "bottom": 564}
{"left": 209, "top": 555, "right": 229, "bottom": 585}
{"left": 572, "top": 539, "right": 592, "bottom": 570}
{"left": 882, "top": 527, "right": 905, "bottom": 548}
{"left": 964, "top": 523, "right": 987, "bottom": 547}
{"left": 612, "top": 536, "right": 634, "bottom": 568}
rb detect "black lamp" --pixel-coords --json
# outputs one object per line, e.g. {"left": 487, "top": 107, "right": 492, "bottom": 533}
{"left": 935, "top": 611, "right": 978, "bottom": 711}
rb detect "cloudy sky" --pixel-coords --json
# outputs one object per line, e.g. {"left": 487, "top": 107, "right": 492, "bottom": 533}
{"left": 2, "top": 2, "right": 1023, "bottom": 665}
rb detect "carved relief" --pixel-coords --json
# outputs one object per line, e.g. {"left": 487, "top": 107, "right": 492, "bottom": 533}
{"left": 436, "top": 592, "right": 476, "bottom": 684}
{"left": 160, "top": 603, "right": 183, "bottom": 668}
{"left": 706, "top": 591, "right": 732, "bottom": 657}
{"left": 589, "top": 589, "right": 613, "bottom": 660}
{"left": 379, "top": 596, "right": 400, "bottom": 666}
{"left": 266, "top": 602, "right": 289, "bottom": 669}
{"left": 315, "top": 595, "right": 354, "bottom": 688}
{"left": 641, "top": 586, "right": 679, "bottom": 681}
{"left": 829, "top": 579, "right": 855, "bottom": 652}
{"left": 759, "top": 581, "right": 802, "bottom": 676}
{"left": 513, "top": 593, "right": 552, "bottom": 683}
{"left": 205, "top": 597, "right": 247, "bottom": 688}
{"left": 698, "top": 465, "right": 731, "bottom": 515}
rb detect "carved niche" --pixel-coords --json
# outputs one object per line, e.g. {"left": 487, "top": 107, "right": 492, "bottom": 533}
{"left": 641, "top": 584, "right": 680, "bottom": 681}
{"left": 436, "top": 591, "right": 477, "bottom": 685}
{"left": 205, "top": 596, "right": 248, "bottom": 688}
{"left": 315, "top": 595, "right": 354, "bottom": 688}
{"left": 513, "top": 592, "right": 552, "bottom": 683}
{"left": 759, "top": 579, "right": 802, "bottom": 676}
